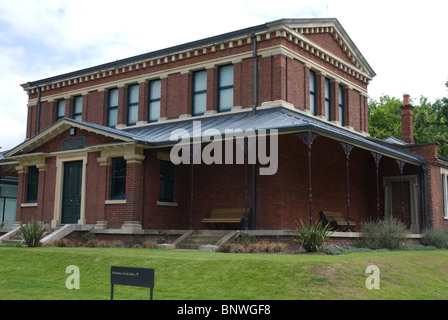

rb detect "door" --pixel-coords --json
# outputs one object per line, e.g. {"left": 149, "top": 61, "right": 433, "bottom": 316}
{"left": 61, "top": 161, "right": 82, "bottom": 224}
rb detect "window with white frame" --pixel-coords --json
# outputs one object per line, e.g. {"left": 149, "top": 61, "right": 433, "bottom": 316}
{"left": 442, "top": 169, "right": 448, "bottom": 219}
{"left": 148, "top": 79, "right": 161, "bottom": 122}
{"left": 192, "top": 70, "right": 207, "bottom": 116}
{"left": 127, "top": 84, "right": 139, "bottom": 126}
{"left": 309, "top": 70, "right": 316, "bottom": 116}
{"left": 56, "top": 99, "right": 65, "bottom": 120}
{"left": 108, "top": 88, "right": 119, "bottom": 127}
{"left": 218, "top": 64, "right": 234, "bottom": 113}
{"left": 73, "top": 96, "right": 83, "bottom": 121}
{"left": 325, "top": 78, "right": 331, "bottom": 121}
{"left": 339, "top": 85, "right": 344, "bottom": 126}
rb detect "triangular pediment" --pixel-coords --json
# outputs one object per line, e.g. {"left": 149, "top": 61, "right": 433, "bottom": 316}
{"left": 276, "top": 18, "right": 376, "bottom": 78}
{"left": 4, "top": 118, "right": 139, "bottom": 158}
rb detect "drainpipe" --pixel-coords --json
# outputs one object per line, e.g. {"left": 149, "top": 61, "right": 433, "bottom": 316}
{"left": 36, "top": 85, "right": 42, "bottom": 133}
{"left": 251, "top": 30, "right": 258, "bottom": 115}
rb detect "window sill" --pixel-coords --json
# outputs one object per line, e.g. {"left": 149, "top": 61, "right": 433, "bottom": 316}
{"left": 105, "top": 199, "right": 126, "bottom": 205}
{"left": 157, "top": 201, "right": 178, "bottom": 207}
{"left": 21, "top": 203, "right": 37, "bottom": 207}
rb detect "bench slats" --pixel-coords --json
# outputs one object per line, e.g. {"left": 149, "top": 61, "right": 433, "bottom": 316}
{"left": 320, "top": 211, "right": 357, "bottom": 231}
{"left": 202, "top": 208, "right": 249, "bottom": 227}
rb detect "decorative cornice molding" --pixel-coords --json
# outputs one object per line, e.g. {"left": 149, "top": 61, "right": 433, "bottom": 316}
{"left": 24, "top": 19, "right": 373, "bottom": 104}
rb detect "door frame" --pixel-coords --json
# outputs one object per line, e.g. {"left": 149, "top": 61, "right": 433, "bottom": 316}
{"left": 61, "top": 160, "right": 83, "bottom": 224}
{"left": 383, "top": 174, "right": 419, "bottom": 233}
{"left": 52, "top": 153, "right": 87, "bottom": 228}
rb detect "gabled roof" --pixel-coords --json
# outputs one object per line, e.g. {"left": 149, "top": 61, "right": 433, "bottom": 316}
{"left": 4, "top": 118, "right": 145, "bottom": 157}
{"left": 274, "top": 18, "right": 376, "bottom": 78}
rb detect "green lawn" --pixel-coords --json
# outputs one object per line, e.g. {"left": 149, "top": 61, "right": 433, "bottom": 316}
{"left": 0, "top": 246, "right": 447, "bottom": 300}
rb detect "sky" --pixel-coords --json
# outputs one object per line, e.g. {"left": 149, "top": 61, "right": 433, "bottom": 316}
{"left": 0, "top": 0, "right": 447, "bottom": 151}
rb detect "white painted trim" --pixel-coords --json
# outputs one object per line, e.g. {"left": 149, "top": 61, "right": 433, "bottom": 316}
{"left": 51, "top": 154, "right": 88, "bottom": 228}
{"left": 383, "top": 175, "right": 419, "bottom": 233}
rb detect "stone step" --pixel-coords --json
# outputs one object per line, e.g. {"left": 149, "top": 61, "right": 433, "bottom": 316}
{"left": 175, "top": 230, "right": 237, "bottom": 250}
{"left": 1, "top": 224, "right": 64, "bottom": 246}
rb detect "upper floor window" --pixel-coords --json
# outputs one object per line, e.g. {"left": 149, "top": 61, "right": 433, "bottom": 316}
{"left": 108, "top": 88, "right": 119, "bottom": 128}
{"left": 57, "top": 99, "right": 65, "bottom": 120}
{"left": 73, "top": 96, "right": 83, "bottom": 121}
{"left": 111, "top": 157, "right": 126, "bottom": 200}
{"left": 309, "top": 70, "right": 316, "bottom": 116}
{"left": 339, "top": 85, "right": 344, "bottom": 126}
{"left": 26, "top": 166, "right": 39, "bottom": 203}
{"left": 192, "top": 70, "right": 207, "bottom": 116}
{"left": 218, "top": 64, "right": 234, "bottom": 113}
{"left": 127, "top": 84, "right": 139, "bottom": 126}
{"left": 325, "top": 78, "right": 331, "bottom": 121}
{"left": 149, "top": 80, "right": 161, "bottom": 122}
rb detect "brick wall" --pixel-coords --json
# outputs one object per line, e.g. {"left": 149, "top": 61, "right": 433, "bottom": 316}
{"left": 25, "top": 26, "right": 369, "bottom": 138}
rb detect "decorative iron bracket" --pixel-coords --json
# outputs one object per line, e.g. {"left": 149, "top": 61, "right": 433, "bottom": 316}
{"left": 295, "top": 132, "right": 318, "bottom": 149}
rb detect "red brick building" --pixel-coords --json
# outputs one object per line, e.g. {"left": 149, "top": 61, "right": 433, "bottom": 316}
{"left": 2, "top": 18, "right": 448, "bottom": 240}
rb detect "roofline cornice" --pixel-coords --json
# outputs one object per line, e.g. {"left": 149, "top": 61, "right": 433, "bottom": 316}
{"left": 22, "top": 18, "right": 375, "bottom": 94}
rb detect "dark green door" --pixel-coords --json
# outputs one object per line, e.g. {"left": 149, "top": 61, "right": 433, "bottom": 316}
{"left": 61, "top": 161, "right": 82, "bottom": 224}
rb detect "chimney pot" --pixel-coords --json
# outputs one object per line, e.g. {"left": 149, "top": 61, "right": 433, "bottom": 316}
{"left": 403, "top": 94, "right": 411, "bottom": 105}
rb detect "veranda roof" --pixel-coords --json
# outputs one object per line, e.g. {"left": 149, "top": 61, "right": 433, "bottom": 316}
{"left": 5, "top": 104, "right": 423, "bottom": 165}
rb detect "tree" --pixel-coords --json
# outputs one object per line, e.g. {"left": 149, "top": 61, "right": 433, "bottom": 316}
{"left": 368, "top": 91, "right": 448, "bottom": 158}
{"left": 368, "top": 95, "right": 403, "bottom": 140}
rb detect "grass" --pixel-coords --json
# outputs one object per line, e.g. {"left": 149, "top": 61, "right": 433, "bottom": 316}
{"left": 0, "top": 246, "right": 447, "bottom": 300}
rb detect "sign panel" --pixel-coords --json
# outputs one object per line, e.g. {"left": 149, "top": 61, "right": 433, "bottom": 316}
{"left": 110, "top": 266, "right": 155, "bottom": 300}
{"left": 62, "top": 136, "right": 86, "bottom": 151}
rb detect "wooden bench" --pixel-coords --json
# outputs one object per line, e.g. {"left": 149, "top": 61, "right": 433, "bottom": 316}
{"left": 202, "top": 208, "right": 250, "bottom": 229}
{"left": 319, "top": 211, "right": 357, "bottom": 231}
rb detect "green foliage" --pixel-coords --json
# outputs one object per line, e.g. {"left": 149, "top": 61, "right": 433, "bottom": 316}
{"left": 19, "top": 220, "right": 47, "bottom": 247}
{"left": 368, "top": 91, "right": 448, "bottom": 158}
{"left": 422, "top": 227, "right": 448, "bottom": 248}
{"left": 296, "top": 220, "right": 333, "bottom": 252}
{"left": 358, "top": 218, "right": 409, "bottom": 250}
{"left": 368, "top": 95, "right": 403, "bottom": 140}
{"left": 81, "top": 232, "right": 96, "bottom": 243}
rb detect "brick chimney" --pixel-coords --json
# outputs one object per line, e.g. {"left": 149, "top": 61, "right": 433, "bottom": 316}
{"left": 400, "top": 94, "right": 414, "bottom": 144}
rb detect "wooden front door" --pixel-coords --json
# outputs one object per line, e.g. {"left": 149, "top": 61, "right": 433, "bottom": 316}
{"left": 61, "top": 161, "right": 82, "bottom": 224}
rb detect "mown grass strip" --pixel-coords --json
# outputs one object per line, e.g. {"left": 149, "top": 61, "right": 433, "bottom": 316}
{"left": 0, "top": 247, "right": 447, "bottom": 300}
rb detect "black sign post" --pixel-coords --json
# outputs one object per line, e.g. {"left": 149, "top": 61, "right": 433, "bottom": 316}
{"left": 110, "top": 266, "right": 155, "bottom": 300}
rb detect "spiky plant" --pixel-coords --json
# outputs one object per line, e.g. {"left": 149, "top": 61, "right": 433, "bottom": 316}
{"left": 20, "top": 219, "right": 47, "bottom": 247}
{"left": 296, "top": 220, "right": 333, "bottom": 253}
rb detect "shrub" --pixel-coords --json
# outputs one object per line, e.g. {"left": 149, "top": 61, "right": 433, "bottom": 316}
{"left": 85, "top": 239, "right": 124, "bottom": 247}
{"left": 48, "top": 239, "right": 82, "bottom": 247}
{"left": 218, "top": 239, "right": 288, "bottom": 254}
{"left": 81, "top": 232, "right": 96, "bottom": 243}
{"left": 296, "top": 220, "right": 333, "bottom": 253}
{"left": 324, "top": 245, "right": 345, "bottom": 255}
{"left": 218, "top": 243, "right": 246, "bottom": 253}
{"left": 238, "top": 232, "right": 257, "bottom": 245}
{"left": 422, "top": 228, "right": 448, "bottom": 248}
{"left": 20, "top": 220, "right": 47, "bottom": 247}
{"left": 358, "top": 218, "right": 409, "bottom": 250}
